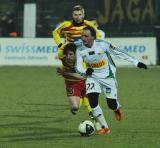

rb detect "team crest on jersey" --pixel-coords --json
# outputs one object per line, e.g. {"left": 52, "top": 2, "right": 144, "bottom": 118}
{"left": 106, "top": 87, "right": 111, "bottom": 93}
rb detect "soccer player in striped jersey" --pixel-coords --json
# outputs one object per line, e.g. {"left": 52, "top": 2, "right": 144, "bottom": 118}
{"left": 53, "top": 5, "right": 100, "bottom": 119}
{"left": 56, "top": 43, "right": 92, "bottom": 116}
{"left": 53, "top": 5, "right": 101, "bottom": 58}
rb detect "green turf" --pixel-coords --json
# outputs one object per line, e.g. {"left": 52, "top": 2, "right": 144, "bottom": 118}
{"left": 0, "top": 66, "right": 160, "bottom": 148}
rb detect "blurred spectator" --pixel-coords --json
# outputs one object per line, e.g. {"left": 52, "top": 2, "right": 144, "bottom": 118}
{"left": 90, "top": 17, "right": 105, "bottom": 39}
{"left": 0, "top": 11, "right": 18, "bottom": 37}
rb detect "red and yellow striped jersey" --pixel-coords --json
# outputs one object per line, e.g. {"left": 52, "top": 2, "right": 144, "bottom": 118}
{"left": 61, "top": 57, "right": 75, "bottom": 73}
{"left": 60, "top": 57, "right": 85, "bottom": 81}
{"left": 53, "top": 20, "right": 101, "bottom": 46}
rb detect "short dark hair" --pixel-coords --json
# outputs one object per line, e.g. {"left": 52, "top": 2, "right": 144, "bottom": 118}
{"left": 63, "top": 43, "right": 77, "bottom": 55}
{"left": 83, "top": 26, "right": 96, "bottom": 39}
{"left": 72, "top": 5, "right": 84, "bottom": 13}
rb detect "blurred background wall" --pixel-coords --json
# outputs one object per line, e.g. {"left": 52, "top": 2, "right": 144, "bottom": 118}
{"left": 0, "top": 0, "right": 159, "bottom": 37}
{"left": 0, "top": 0, "right": 159, "bottom": 64}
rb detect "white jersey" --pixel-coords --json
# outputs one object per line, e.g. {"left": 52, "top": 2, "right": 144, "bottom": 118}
{"left": 98, "top": 29, "right": 105, "bottom": 39}
{"left": 75, "top": 39, "right": 139, "bottom": 79}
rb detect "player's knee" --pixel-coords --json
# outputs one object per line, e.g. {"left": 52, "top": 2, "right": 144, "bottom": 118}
{"left": 107, "top": 98, "right": 118, "bottom": 110}
{"left": 87, "top": 93, "right": 99, "bottom": 108}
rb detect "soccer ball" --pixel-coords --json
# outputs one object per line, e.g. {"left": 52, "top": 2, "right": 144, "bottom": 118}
{"left": 78, "top": 120, "right": 95, "bottom": 136}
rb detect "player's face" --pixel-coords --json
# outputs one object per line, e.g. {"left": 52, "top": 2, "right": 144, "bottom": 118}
{"left": 81, "top": 30, "right": 94, "bottom": 48}
{"left": 72, "top": 10, "right": 84, "bottom": 23}
{"left": 66, "top": 51, "right": 75, "bottom": 63}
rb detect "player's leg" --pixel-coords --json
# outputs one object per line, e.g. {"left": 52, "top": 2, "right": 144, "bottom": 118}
{"left": 107, "top": 98, "right": 122, "bottom": 121}
{"left": 68, "top": 96, "right": 81, "bottom": 114}
{"left": 65, "top": 80, "right": 80, "bottom": 114}
{"left": 102, "top": 78, "right": 122, "bottom": 121}
{"left": 79, "top": 96, "right": 94, "bottom": 119}
{"left": 79, "top": 80, "right": 93, "bottom": 119}
{"left": 83, "top": 96, "right": 93, "bottom": 117}
{"left": 86, "top": 77, "right": 110, "bottom": 134}
{"left": 79, "top": 98, "right": 83, "bottom": 108}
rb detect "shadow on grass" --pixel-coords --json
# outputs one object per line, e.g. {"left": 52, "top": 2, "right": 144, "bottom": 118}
{"left": 0, "top": 114, "right": 56, "bottom": 119}
{"left": 17, "top": 102, "right": 68, "bottom": 107}
{"left": 17, "top": 102, "right": 69, "bottom": 112}
{"left": 0, "top": 102, "right": 77, "bottom": 143}
{"left": 0, "top": 126, "right": 79, "bottom": 143}
{"left": 0, "top": 117, "right": 70, "bottom": 128}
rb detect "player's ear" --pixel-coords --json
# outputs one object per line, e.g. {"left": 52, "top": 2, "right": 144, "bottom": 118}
{"left": 92, "top": 35, "right": 95, "bottom": 40}
{"left": 81, "top": 7, "right": 85, "bottom": 16}
{"left": 82, "top": 12, "right": 85, "bottom": 18}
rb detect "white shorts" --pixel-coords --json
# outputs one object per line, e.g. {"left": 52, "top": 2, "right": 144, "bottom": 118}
{"left": 86, "top": 77, "right": 118, "bottom": 99}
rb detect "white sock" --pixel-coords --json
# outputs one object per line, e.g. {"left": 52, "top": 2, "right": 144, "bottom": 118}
{"left": 92, "top": 105, "right": 109, "bottom": 128}
{"left": 115, "top": 100, "right": 122, "bottom": 111}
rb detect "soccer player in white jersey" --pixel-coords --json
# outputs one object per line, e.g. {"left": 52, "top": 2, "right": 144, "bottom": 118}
{"left": 75, "top": 26, "right": 147, "bottom": 135}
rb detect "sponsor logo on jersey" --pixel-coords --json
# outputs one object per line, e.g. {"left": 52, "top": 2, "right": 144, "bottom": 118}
{"left": 89, "top": 59, "right": 107, "bottom": 68}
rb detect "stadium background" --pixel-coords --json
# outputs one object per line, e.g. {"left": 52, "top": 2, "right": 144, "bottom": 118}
{"left": 0, "top": 0, "right": 160, "bottom": 37}
{"left": 0, "top": 1, "right": 160, "bottom": 148}
{"left": 0, "top": 0, "right": 160, "bottom": 65}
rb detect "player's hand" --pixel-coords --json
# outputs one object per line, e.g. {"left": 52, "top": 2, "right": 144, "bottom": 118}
{"left": 57, "top": 43, "right": 66, "bottom": 59}
{"left": 86, "top": 68, "right": 94, "bottom": 76}
{"left": 137, "top": 62, "right": 147, "bottom": 69}
{"left": 56, "top": 67, "right": 64, "bottom": 75}
{"left": 59, "top": 43, "right": 66, "bottom": 50}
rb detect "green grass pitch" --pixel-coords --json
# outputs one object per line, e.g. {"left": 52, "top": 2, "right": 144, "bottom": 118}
{"left": 0, "top": 66, "right": 160, "bottom": 148}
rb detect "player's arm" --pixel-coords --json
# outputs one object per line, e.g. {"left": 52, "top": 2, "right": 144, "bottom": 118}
{"left": 56, "top": 67, "right": 64, "bottom": 76}
{"left": 75, "top": 49, "right": 86, "bottom": 76}
{"left": 108, "top": 44, "right": 139, "bottom": 66}
{"left": 108, "top": 44, "right": 147, "bottom": 69}
{"left": 56, "top": 67, "right": 84, "bottom": 80}
{"left": 52, "top": 21, "right": 70, "bottom": 47}
{"left": 63, "top": 72, "right": 84, "bottom": 80}
{"left": 57, "top": 44, "right": 66, "bottom": 59}
{"left": 52, "top": 24, "right": 63, "bottom": 47}
{"left": 53, "top": 21, "right": 71, "bottom": 59}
